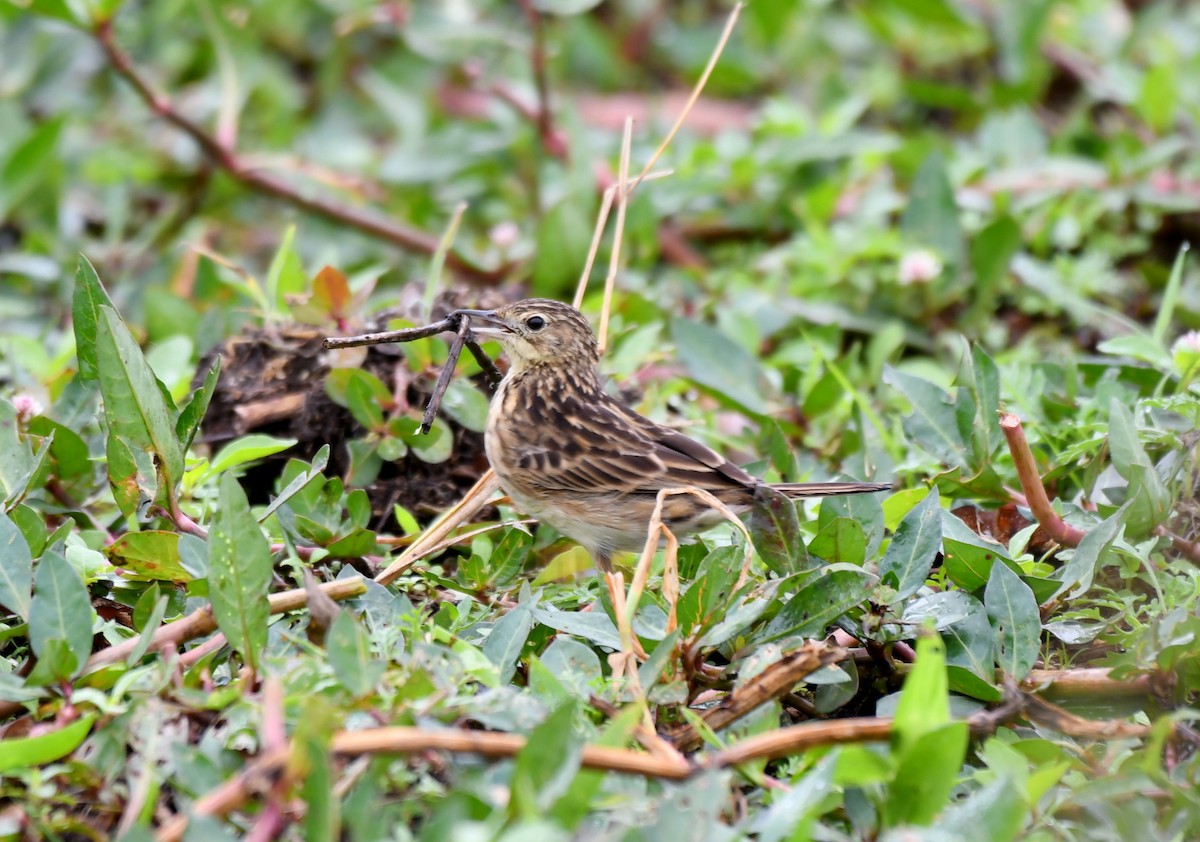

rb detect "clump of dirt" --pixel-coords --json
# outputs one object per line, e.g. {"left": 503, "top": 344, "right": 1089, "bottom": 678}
{"left": 196, "top": 289, "right": 512, "bottom": 528}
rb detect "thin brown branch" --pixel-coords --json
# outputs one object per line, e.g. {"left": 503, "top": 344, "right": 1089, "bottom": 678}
{"left": 1005, "top": 677, "right": 1152, "bottom": 739}
{"left": 92, "top": 19, "right": 507, "bottom": 284}
{"left": 93, "top": 577, "right": 367, "bottom": 671}
{"left": 156, "top": 726, "right": 693, "bottom": 840}
{"left": 1157, "top": 526, "right": 1200, "bottom": 564}
{"left": 322, "top": 318, "right": 458, "bottom": 351}
{"left": 153, "top": 684, "right": 1166, "bottom": 842}
{"left": 668, "top": 643, "right": 848, "bottom": 752}
{"left": 999, "top": 413, "right": 1086, "bottom": 547}
{"left": 705, "top": 717, "right": 894, "bottom": 769}
{"left": 1021, "top": 668, "right": 1156, "bottom": 696}
{"left": 420, "top": 317, "right": 471, "bottom": 434}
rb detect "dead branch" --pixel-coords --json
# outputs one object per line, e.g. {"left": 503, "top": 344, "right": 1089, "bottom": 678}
{"left": 668, "top": 643, "right": 848, "bottom": 752}
{"left": 92, "top": 19, "right": 507, "bottom": 284}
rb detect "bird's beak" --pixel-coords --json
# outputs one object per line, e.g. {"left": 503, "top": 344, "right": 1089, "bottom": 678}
{"left": 453, "top": 308, "right": 511, "bottom": 337}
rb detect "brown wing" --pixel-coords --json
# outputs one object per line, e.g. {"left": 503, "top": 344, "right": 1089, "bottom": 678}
{"left": 520, "top": 389, "right": 755, "bottom": 498}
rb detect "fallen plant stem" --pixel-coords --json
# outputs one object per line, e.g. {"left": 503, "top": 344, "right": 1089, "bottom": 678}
{"left": 1021, "top": 667, "right": 1156, "bottom": 696}
{"left": 999, "top": 413, "right": 1087, "bottom": 547}
{"left": 669, "top": 643, "right": 848, "bottom": 752}
{"left": 92, "top": 19, "right": 506, "bottom": 284}
{"left": 152, "top": 678, "right": 1164, "bottom": 841}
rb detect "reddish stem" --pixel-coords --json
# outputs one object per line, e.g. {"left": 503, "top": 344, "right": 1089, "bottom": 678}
{"left": 999, "top": 413, "right": 1086, "bottom": 547}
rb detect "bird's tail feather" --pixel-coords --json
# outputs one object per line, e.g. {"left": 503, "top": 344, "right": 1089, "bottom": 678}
{"left": 770, "top": 481, "right": 890, "bottom": 498}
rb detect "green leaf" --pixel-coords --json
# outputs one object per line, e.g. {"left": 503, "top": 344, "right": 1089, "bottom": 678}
{"left": 440, "top": 379, "right": 491, "bottom": 432}
{"left": 985, "top": 560, "right": 1040, "bottom": 680}
{"left": 0, "top": 399, "right": 36, "bottom": 508}
{"left": 763, "top": 570, "right": 872, "bottom": 641}
{"left": 1053, "top": 510, "right": 1123, "bottom": 600}
{"left": 0, "top": 507, "right": 33, "bottom": 619}
{"left": 1097, "top": 334, "right": 1172, "bottom": 369}
{"left": 676, "top": 546, "right": 742, "bottom": 635}
{"left": 1107, "top": 399, "right": 1152, "bottom": 477}
{"left": 885, "top": 721, "right": 970, "bottom": 827}
{"left": 483, "top": 604, "right": 534, "bottom": 683}
{"left": 966, "top": 216, "right": 1021, "bottom": 325}
{"left": 127, "top": 590, "right": 169, "bottom": 665}
{"left": 937, "top": 774, "right": 1027, "bottom": 841}
{"left": 24, "top": 0, "right": 84, "bottom": 24}
{"left": 808, "top": 516, "right": 867, "bottom": 565}
{"left": 105, "top": 434, "right": 145, "bottom": 518}
{"left": 671, "top": 317, "right": 771, "bottom": 415}
{"left": 96, "top": 306, "right": 185, "bottom": 490}
{"left": 28, "top": 551, "right": 95, "bottom": 680}
{"left": 26, "top": 417, "right": 91, "bottom": 480}
{"left": 510, "top": 701, "right": 583, "bottom": 819}
{"left": 1138, "top": 62, "right": 1177, "bottom": 133}
{"left": 884, "top": 367, "right": 967, "bottom": 466}
{"left": 10, "top": 504, "right": 48, "bottom": 560}
{"left": 820, "top": 493, "right": 886, "bottom": 559}
{"left": 749, "top": 486, "right": 808, "bottom": 574}
{"left": 0, "top": 116, "right": 65, "bottom": 220}
{"left": 326, "top": 528, "right": 377, "bottom": 558}
{"left": 942, "top": 510, "right": 1012, "bottom": 591}
{"left": 104, "top": 531, "right": 191, "bottom": 582}
{"left": 265, "top": 225, "right": 306, "bottom": 314}
{"left": 72, "top": 255, "right": 116, "bottom": 383}
{"left": 531, "top": 199, "right": 591, "bottom": 295}
{"left": 879, "top": 487, "right": 941, "bottom": 602}
{"left": 538, "top": 638, "right": 602, "bottom": 699}
{"left": 901, "top": 150, "right": 966, "bottom": 270}
{"left": 328, "top": 611, "right": 384, "bottom": 698}
{"left": 208, "top": 474, "right": 272, "bottom": 670}
{"left": 259, "top": 446, "right": 330, "bottom": 524}
{"left": 177, "top": 356, "right": 221, "bottom": 452}
{"left": 325, "top": 369, "right": 390, "bottom": 409}
{"left": 208, "top": 434, "right": 298, "bottom": 476}
{"left": 0, "top": 714, "right": 96, "bottom": 774}
{"left": 346, "top": 373, "right": 385, "bottom": 430}
{"left": 489, "top": 527, "right": 533, "bottom": 587}
{"left": 533, "top": 604, "right": 621, "bottom": 650}
{"left": 411, "top": 416, "right": 454, "bottom": 463}
{"left": 892, "top": 632, "right": 951, "bottom": 757}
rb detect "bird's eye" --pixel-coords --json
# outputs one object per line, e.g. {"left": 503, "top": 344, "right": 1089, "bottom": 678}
{"left": 525, "top": 315, "right": 546, "bottom": 331}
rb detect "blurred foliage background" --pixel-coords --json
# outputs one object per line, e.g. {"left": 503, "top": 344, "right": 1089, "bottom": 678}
{"left": 4, "top": 0, "right": 1200, "bottom": 839}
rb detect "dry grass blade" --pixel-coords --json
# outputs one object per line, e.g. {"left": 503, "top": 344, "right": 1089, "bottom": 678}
{"left": 629, "top": 2, "right": 744, "bottom": 192}
{"left": 374, "top": 469, "right": 503, "bottom": 585}
{"left": 598, "top": 116, "right": 634, "bottom": 354}
{"left": 572, "top": 168, "right": 673, "bottom": 309}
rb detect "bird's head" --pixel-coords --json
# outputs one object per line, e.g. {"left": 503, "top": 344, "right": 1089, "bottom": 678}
{"left": 455, "top": 299, "right": 599, "bottom": 373}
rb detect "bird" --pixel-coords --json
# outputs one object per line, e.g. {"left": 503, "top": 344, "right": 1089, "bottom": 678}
{"left": 454, "top": 299, "right": 889, "bottom": 571}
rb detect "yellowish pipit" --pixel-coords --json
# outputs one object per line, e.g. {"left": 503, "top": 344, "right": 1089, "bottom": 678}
{"left": 457, "top": 299, "right": 889, "bottom": 571}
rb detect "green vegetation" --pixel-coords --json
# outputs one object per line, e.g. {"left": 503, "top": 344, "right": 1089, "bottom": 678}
{"left": 2, "top": 1, "right": 1200, "bottom": 839}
